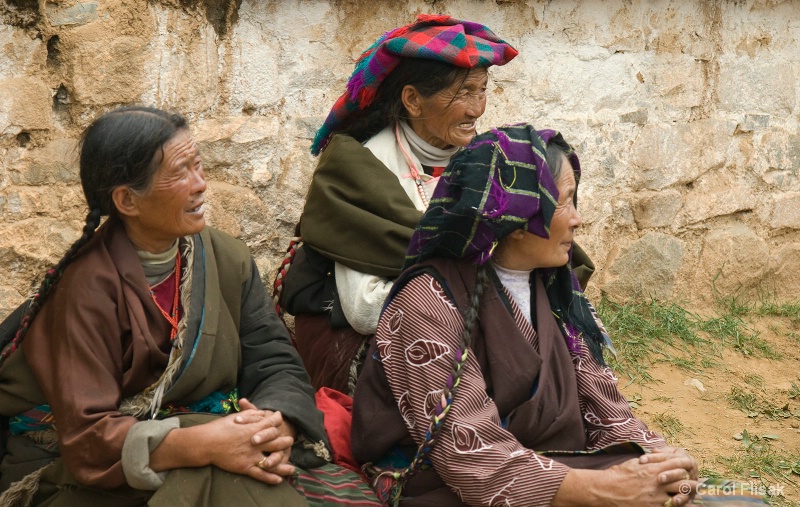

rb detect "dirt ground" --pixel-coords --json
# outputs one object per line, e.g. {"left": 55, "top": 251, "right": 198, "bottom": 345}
{"left": 618, "top": 314, "right": 800, "bottom": 505}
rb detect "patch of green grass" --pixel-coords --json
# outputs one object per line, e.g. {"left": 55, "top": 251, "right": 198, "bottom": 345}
{"left": 716, "top": 435, "right": 800, "bottom": 488}
{"left": 599, "top": 298, "right": 713, "bottom": 384}
{"left": 651, "top": 412, "right": 686, "bottom": 440}
{"left": 745, "top": 374, "right": 766, "bottom": 390}
{"left": 728, "top": 386, "right": 762, "bottom": 415}
{"left": 758, "top": 301, "right": 800, "bottom": 325}
{"left": 702, "top": 430, "right": 800, "bottom": 505}
{"left": 599, "top": 289, "right": 797, "bottom": 386}
{"left": 727, "top": 386, "right": 796, "bottom": 420}
{"left": 789, "top": 383, "right": 800, "bottom": 401}
{"left": 598, "top": 296, "right": 777, "bottom": 384}
{"left": 699, "top": 314, "right": 779, "bottom": 359}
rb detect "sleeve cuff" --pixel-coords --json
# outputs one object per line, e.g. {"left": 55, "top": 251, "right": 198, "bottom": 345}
{"left": 121, "top": 418, "right": 180, "bottom": 490}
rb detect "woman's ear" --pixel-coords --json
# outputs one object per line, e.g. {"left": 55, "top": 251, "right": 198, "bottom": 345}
{"left": 507, "top": 229, "right": 526, "bottom": 241}
{"left": 111, "top": 186, "right": 140, "bottom": 218}
{"left": 401, "top": 85, "right": 423, "bottom": 118}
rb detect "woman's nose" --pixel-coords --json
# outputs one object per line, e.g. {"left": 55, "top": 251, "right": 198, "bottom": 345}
{"left": 466, "top": 93, "right": 486, "bottom": 118}
{"left": 572, "top": 208, "right": 582, "bottom": 229}
{"left": 193, "top": 164, "right": 207, "bottom": 193}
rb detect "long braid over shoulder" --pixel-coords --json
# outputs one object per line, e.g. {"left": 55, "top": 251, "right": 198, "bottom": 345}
{"left": 376, "top": 263, "right": 490, "bottom": 506}
{"left": 0, "top": 208, "right": 102, "bottom": 363}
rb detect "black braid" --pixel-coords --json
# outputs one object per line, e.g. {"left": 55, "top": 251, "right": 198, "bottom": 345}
{"left": 387, "top": 263, "right": 491, "bottom": 500}
{"left": 461, "top": 263, "right": 489, "bottom": 352}
{"left": 0, "top": 208, "right": 102, "bottom": 365}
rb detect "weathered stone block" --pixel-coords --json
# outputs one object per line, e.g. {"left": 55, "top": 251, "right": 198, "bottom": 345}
{"left": 769, "top": 192, "right": 800, "bottom": 230}
{"left": 9, "top": 138, "right": 80, "bottom": 185}
{"left": 67, "top": 36, "right": 149, "bottom": 105}
{"left": 755, "top": 130, "right": 800, "bottom": 190}
{"left": 631, "top": 190, "right": 682, "bottom": 228}
{"left": 629, "top": 120, "right": 728, "bottom": 190}
{"left": 680, "top": 187, "right": 753, "bottom": 225}
{"left": 0, "top": 24, "right": 44, "bottom": 79}
{"left": 602, "top": 232, "right": 685, "bottom": 301}
{"left": 734, "top": 113, "right": 770, "bottom": 133}
{"left": 768, "top": 244, "right": 800, "bottom": 300}
{"left": 0, "top": 286, "right": 23, "bottom": 322}
{"left": 619, "top": 109, "right": 648, "bottom": 125}
{"left": 46, "top": 2, "right": 98, "bottom": 27}
{"left": 0, "top": 77, "right": 52, "bottom": 133}
{"left": 608, "top": 195, "right": 637, "bottom": 227}
{"left": 195, "top": 117, "right": 281, "bottom": 185}
{"left": 0, "top": 218, "right": 80, "bottom": 264}
{"left": 717, "top": 56, "right": 797, "bottom": 115}
{"left": 699, "top": 224, "right": 768, "bottom": 297}
{"left": 205, "top": 181, "right": 270, "bottom": 240}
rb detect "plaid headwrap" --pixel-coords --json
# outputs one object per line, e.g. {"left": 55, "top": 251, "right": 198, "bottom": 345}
{"left": 405, "top": 123, "right": 580, "bottom": 268}
{"left": 310, "top": 14, "right": 518, "bottom": 155}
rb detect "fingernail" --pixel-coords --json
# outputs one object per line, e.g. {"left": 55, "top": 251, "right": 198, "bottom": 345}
{"left": 253, "top": 436, "right": 261, "bottom": 444}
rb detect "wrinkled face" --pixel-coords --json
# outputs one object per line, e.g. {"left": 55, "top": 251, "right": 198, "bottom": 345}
{"left": 496, "top": 159, "right": 581, "bottom": 270}
{"left": 409, "top": 67, "right": 489, "bottom": 149}
{"left": 126, "top": 130, "right": 206, "bottom": 252}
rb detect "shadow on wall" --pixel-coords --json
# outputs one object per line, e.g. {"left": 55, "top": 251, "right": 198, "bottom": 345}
{"left": 0, "top": 0, "right": 40, "bottom": 28}
{"left": 0, "top": 0, "right": 243, "bottom": 38}
{"left": 175, "top": 0, "right": 244, "bottom": 37}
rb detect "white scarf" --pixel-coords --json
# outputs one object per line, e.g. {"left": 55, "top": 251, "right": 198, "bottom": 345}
{"left": 398, "top": 120, "right": 458, "bottom": 168}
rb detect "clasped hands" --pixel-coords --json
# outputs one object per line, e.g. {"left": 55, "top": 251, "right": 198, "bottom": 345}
{"left": 553, "top": 445, "right": 698, "bottom": 506}
{"left": 634, "top": 446, "right": 699, "bottom": 507}
{"left": 204, "top": 397, "right": 297, "bottom": 485}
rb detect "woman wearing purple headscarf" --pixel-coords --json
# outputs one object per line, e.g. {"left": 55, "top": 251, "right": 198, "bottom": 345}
{"left": 352, "top": 124, "right": 767, "bottom": 506}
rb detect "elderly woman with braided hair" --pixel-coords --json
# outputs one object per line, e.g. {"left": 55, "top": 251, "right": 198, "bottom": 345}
{"left": 352, "top": 124, "right": 769, "bottom": 506}
{"left": 0, "top": 107, "right": 380, "bottom": 506}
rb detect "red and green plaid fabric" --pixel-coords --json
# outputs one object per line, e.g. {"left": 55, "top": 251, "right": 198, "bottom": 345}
{"left": 290, "top": 462, "right": 382, "bottom": 506}
{"left": 310, "top": 14, "right": 518, "bottom": 155}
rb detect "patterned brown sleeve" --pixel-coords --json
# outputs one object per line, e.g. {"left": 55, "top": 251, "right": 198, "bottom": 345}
{"left": 377, "top": 274, "right": 570, "bottom": 506}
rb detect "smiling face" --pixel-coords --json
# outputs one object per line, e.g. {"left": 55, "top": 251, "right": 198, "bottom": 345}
{"left": 494, "top": 157, "right": 581, "bottom": 271}
{"left": 405, "top": 67, "right": 489, "bottom": 149}
{"left": 115, "top": 129, "right": 207, "bottom": 253}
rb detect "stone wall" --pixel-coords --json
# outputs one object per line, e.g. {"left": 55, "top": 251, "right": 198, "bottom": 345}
{"left": 1, "top": 0, "right": 798, "bottom": 318}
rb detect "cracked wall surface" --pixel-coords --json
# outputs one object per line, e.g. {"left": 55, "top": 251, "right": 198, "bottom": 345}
{"left": 1, "top": 0, "right": 799, "bottom": 318}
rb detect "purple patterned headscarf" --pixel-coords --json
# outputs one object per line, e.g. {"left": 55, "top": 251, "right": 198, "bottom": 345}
{"left": 404, "top": 123, "right": 580, "bottom": 268}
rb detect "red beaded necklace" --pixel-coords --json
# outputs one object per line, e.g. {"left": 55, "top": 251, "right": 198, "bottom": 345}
{"left": 150, "top": 253, "right": 181, "bottom": 341}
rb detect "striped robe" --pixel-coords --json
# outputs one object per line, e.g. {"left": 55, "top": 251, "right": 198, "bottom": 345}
{"left": 352, "top": 259, "right": 665, "bottom": 506}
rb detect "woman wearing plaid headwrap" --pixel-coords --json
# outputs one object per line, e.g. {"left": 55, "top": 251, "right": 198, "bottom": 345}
{"left": 350, "top": 124, "right": 719, "bottom": 506}
{"left": 275, "top": 14, "right": 522, "bottom": 395}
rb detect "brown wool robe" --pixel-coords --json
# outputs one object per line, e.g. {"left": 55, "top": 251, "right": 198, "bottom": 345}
{"left": 0, "top": 217, "right": 328, "bottom": 506}
{"left": 352, "top": 258, "right": 665, "bottom": 506}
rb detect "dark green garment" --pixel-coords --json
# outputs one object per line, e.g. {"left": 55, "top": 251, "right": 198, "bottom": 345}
{"left": 298, "top": 133, "right": 595, "bottom": 288}
{"left": 300, "top": 134, "right": 422, "bottom": 278}
{"left": 0, "top": 220, "right": 329, "bottom": 503}
{"left": 29, "top": 415, "right": 307, "bottom": 507}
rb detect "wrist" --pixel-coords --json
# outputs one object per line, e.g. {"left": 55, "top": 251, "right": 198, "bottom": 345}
{"left": 551, "top": 469, "right": 601, "bottom": 507}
